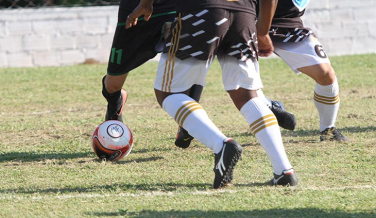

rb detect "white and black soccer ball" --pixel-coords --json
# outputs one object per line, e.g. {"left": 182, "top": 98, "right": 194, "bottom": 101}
{"left": 92, "top": 120, "right": 134, "bottom": 161}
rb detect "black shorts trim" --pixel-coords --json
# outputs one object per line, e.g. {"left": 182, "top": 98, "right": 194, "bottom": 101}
{"left": 117, "top": 11, "right": 176, "bottom": 26}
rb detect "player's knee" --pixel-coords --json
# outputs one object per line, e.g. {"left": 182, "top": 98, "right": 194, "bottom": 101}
{"left": 228, "top": 88, "right": 257, "bottom": 111}
{"left": 316, "top": 65, "right": 336, "bottom": 85}
{"left": 302, "top": 63, "right": 336, "bottom": 85}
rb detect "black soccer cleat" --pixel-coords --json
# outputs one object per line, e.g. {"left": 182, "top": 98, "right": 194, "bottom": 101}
{"left": 105, "top": 89, "right": 128, "bottom": 122}
{"left": 320, "top": 127, "right": 349, "bottom": 142}
{"left": 270, "top": 168, "right": 298, "bottom": 186}
{"left": 213, "top": 139, "right": 243, "bottom": 189}
{"left": 270, "top": 100, "right": 296, "bottom": 131}
{"left": 175, "top": 126, "right": 194, "bottom": 149}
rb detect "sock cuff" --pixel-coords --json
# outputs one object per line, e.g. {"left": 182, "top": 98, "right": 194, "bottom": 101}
{"left": 240, "top": 97, "right": 269, "bottom": 119}
{"left": 315, "top": 77, "right": 339, "bottom": 96}
{"left": 162, "top": 94, "right": 192, "bottom": 111}
{"left": 240, "top": 97, "right": 276, "bottom": 134}
{"left": 163, "top": 94, "right": 206, "bottom": 126}
{"left": 102, "top": 76, "right": 121, "bottom": 99}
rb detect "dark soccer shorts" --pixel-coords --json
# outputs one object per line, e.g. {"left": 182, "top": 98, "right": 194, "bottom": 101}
{"left": 107, "top": 13, "right": 176, "bottom": 76}
{"left": 163, "top": 9, "right": 258, "bottom": 62}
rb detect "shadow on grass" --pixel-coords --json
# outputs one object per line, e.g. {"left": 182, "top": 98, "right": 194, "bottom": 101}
{"left": 0, "top": 182, "right": 214, "bottom": 194}
{"left": 231, "top": 126, "right": 375, "bottom": 145}
{"left": 87, "top": 208, "right": 375, "bottom": 218}
{"left": 112, "top": 156, "right": 164, "bottom": 164}
{"left": 228, "top": 129, "right": 319, "bottom": 141}
{"left": 0, "top": 151, "right": 164, "bottom": 165}
{"left": 0, "top": 151, "right": 90, "bottom": 163}
{"left": 131, "top": 147, "right": 172, "bottom": 154}
{"left": 283, "top": 126, "right": 375, "bottom": 137}
{"left": 341, "top": 126, "right": 376, "bottom": 133}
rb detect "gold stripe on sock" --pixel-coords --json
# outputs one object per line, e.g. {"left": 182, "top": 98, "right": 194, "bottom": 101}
{"left": 314, "top": 92, "right": 340, "bottom": 105}
{"left": 175, "top": 101, "right": 203, "bottom": 126}
{"left": 249, "top": 114, "right": 278, "bottom": 135}
{"left": 253, "top": 121, "right": 279, "bottom": 135}
{"left": 175, "top": 101, "right": 196, "bottom": 121}
{"left": 250, "top": 116, "right": 276, "bottom": 133}
{"left": 179, "top": 106, "right": 202, "bottom": 126}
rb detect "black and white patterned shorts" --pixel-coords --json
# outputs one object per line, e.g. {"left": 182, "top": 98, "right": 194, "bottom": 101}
{"left": 163, "top": 9, "right": 258, "bottom": 62}
{"left": 269, "top": 27, "right": 315, "bottom": 43}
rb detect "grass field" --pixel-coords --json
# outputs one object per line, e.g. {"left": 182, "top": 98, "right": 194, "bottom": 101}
{"left": 0, "top": 54, "right": 375, "bottom": 218}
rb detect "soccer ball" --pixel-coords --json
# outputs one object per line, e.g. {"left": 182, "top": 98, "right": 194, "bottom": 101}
{"left": 91, "top": 120, "right": 134, "bottom": 161}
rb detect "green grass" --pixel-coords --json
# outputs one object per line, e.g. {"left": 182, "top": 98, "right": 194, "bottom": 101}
{"left": 0, "top": 54, "right": 375, "bottom": 218}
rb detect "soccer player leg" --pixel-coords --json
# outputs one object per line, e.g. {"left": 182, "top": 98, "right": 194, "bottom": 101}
{"left": 155, "top": 54, "right": 242, "bottom": 188}
{"left": 220, "top": 54, "right": 297, "bottom": 186}
{"left": 274, "top": 35, "right": 348, "bottom": 141}
{"left": 298, "top": 63, "right": 348, "bottom": 141}
{"left": 102, "top": 74, "right": 128, "bottom": 122}
{"left": 155, "top": 54, "right": 226, "bottom": 153}
{"left": 104, "top": 15, "right": 168, "bottom": 122}
{"left": 175, "top": 84, "right": 204, "bottom": 149}
{"left": 102, "top": 24, "right": 131, "bottom": 122}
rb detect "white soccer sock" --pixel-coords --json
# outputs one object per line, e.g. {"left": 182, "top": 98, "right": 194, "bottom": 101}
{"left": 313, "top": 77, "right": 340, "bottom": 132}
{"left": 256, "top": 89, "right": 272, "bottom": 107}
{"left": 240, "top": 97, "right": 292, "bottom": 174}
{"left": 162, "top": 94, "right": 227, "bottom": 154}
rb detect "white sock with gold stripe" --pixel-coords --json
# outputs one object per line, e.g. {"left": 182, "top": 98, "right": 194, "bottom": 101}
{"left": 313, "top": 77, "right": 340, "bottom": 132}
{"left": 162, "top": 94, "right": 227, "bottom": 154}
{"left": 240, "top": 97, "right": 292, "bottom": 174}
